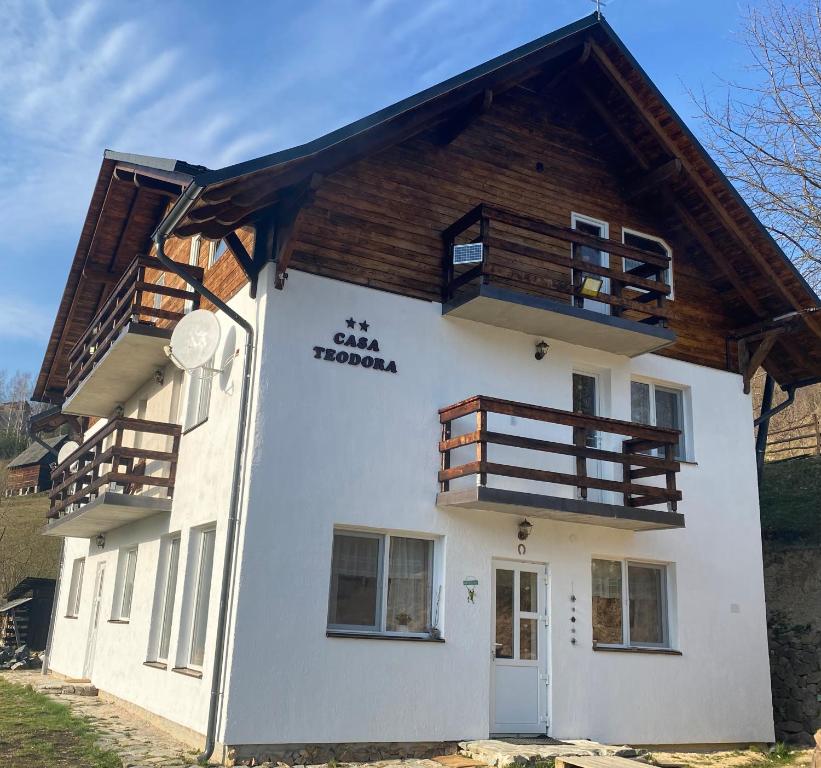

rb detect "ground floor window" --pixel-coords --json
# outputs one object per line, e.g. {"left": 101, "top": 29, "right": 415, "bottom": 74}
{"left": 66, "top": 558, "right": 85, "bottom": 617}
{"left": 327, "top": 530, "right": 435, "bottom": 636}
{"left": 592, "top": 558, "right": 671, "bottom": 648}
{"left": 150, "top": 534, "right": 181, "bottom": 663}
{"left": 187, "top": 527, "right": 216, "bottom": 669}
{"left": 112, "top": 547, "right": 138, "bottom": 620}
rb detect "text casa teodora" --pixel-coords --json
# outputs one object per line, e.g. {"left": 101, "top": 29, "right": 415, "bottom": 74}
{"left": 312, "top": 332, "right": 398, "bottom": 373}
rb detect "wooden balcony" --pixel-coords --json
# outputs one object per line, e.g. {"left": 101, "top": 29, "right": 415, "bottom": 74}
{"left": 62, "top": 255, "right": 203, "bottom": 418}
{"left": 44, "top": 418, "right": 181, "bottom": 538}
{"left": 437, "top": 396, "right": 684, "bottom": 531}
{"left": 442, "top": 204, "right": 676, "bottom": 357}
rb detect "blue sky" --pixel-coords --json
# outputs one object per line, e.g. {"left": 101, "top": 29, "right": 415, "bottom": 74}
{"left": 0, "top": 0, "right": 763, "bottom": 384}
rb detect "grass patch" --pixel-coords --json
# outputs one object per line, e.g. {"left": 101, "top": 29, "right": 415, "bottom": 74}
{"left": 0, "top": 678, "right": 121, "bottom": 768}
{"left": 759, "top": 456, "right": 821, "bottom": 543}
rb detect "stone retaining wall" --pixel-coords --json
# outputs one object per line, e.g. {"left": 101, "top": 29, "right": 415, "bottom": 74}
{"left": 764, "top": 545, "right": 821, "bottom": 745}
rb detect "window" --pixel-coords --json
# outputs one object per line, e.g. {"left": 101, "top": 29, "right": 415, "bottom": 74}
{"left": 208, "top": 239, "right": 228, "bottom": 267}
{"left": 592, "top": 558, "right": 670, "bottom": 648}
{"left": 571, "top": 213, "right": 610, "bottom": 315}
{"left": 327, "top": 530, "right": 435, "bottom": 635}
{"left": 188, "top": 527, "right": 216, "bottom": 668}
{"left": 66, "top": 558, "right": 85, "bottom": 617}
{"left": 114, "top": 547, "right": 138, "bottom": 620}
{"left": 153, "top": 274, "right": 165, "bottom": 312}
{"left": 157, "top": 536, "right": 181, "bottom": 662}
{"left": 183, "top": 364, "right": 213, "bottom": 432}
{"left": 622, "top": 229, "right": 673, "bottom": 297}
{"left": 631, "top": 379, "right": 689, "bottom": 461}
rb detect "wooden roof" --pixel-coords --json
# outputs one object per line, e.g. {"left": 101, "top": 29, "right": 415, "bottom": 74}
{"left": 165, "top": 13, "right": 820, "bottom": 388}
{"left": 34, "top": 152, "right": 205, "bottom": 403}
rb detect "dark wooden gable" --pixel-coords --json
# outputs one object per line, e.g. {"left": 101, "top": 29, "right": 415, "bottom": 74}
{"left": 285, "top": 76, "right": 742, "bottom": 372}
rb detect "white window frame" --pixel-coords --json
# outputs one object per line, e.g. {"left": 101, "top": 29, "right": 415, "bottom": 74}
{"left": 153, "top": 273, "right": 165, "bottom": 312}
{"left": 592, "top": 557, "right": 672, "bottom": 649}
{"left": 150, "top": 534, "right": 181, "bottom": 664}
{"left": 208, "top": 239, "right": 228, "bottom": 268}
{"left": 630, "top": 377, "right": 692, "bottom": 462}
{"left": 66, "top": 557, "right": 85, "bottom": 617}
{"left": 327, "top": 528, "right": 438, "bottom": 638}
{"left": 622, "top": 227, "right": 674, "bottom": 299}
{"left": 571, "top": 212, "right": 610, "bottom": 312}
{"left": 185, "top": 526, "right": 216, "bottom": 670}
{"left": 183, "top": 363, "right": 214, "bottom": 432}
{"left": 113, "top": 546, "right": 138, "bottom": 621}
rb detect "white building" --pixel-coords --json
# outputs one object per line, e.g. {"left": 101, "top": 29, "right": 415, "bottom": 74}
{"left": 33, "top": 14, "right": 821, "bottom": 765}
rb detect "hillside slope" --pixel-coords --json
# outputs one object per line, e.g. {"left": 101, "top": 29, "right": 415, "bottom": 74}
{"left": 0, "top": 492, "right": 60, "bottom": 597}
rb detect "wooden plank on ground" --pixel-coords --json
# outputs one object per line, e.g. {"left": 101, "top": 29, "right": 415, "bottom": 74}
{"left": 556, "top": 756, "right": 646, "bottom": 768}
{"left": 432, "top": 756, "right": 488, "bottom": 768}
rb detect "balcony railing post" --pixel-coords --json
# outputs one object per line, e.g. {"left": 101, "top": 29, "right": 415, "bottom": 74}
{"left": 477, "top": 408, "right": 487, "bottom": 486}
{"left": 480, "top": 216, "right": 491, "bottom": 286}
{"left": 664, "top": 442, "right": 677, "bottom": 512}
{"left": 440, "top": 420, "right": 451, "bottom": 493}
{"left": 573, "top": 426, "right": 588, "bottom": 499}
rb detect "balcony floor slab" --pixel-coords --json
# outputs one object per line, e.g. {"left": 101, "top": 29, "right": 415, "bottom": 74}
{"left": 444, "top": 284, "right": 676, "bottom": 357}
{"left": 62, "top": 323, "right": 171, "bottom": 418}
{"left": 43, "top": 491, "right": 171, "bottom": 538}
{"left": 437, "top": 486, "right": 684, "bottom": 531}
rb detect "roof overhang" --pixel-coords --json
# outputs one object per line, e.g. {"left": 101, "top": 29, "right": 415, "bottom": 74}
{"left": 34, "top": 152, "right": 205, "bottom": 403}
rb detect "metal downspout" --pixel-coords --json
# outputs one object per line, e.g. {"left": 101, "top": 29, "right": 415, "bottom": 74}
{"left": 755, "top": 374, "right": 775, "bottom": 484}
{"left": 152, "top": 184, "right": 255, "bottom": 764}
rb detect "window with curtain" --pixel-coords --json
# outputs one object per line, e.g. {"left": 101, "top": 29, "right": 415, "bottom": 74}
{"left": 328, "top": 530, "right": 435, "bottom": 636}
{"left": 592, "top": 558, "right": 671, "bottom": 648}
{"left": 631, "top": 380, "right": 689, "bottom": 461}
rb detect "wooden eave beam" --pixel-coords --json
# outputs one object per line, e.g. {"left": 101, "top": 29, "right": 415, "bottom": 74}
{"left": 738, "top": 328, "right": 785, "bottom": 394}
{"left": 626, "top": 158, "right": 682, "bottom": 200}
{"left": 273, "top": 174, "right": 323, "bottom": 290}
{"left": 588, "top": 40, "right": 821, "bottom": 343}
{"left": 224, "top": 231, "right": 255, "bottom": 285}
{"left": 435, "top": 89, "right": 493, "bottom": 146}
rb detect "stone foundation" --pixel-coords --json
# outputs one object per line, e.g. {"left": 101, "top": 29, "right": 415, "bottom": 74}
{"left": 226, "top": 740, "right": 459, "bottom": 765}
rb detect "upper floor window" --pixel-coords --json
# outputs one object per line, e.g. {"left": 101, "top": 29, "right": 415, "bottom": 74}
{"left": 183, "top": 365, "right": 213, "bottom": 432}
{"left": 66, "top": 557, "right": 85, "bottom": 617}
{"left": 631, "top": 379, "right": 691, "bottom": 461}
{"left": 153, "top": 274, "right": 165, "bottom": 312}
{"left": 592, "top": 558, "right": 672, "bottom": 649}
{"left": 327, "top": 530, "right": 436, "bottom": 636}
{"left": 208, "top": 239, "right": 228, "bottom": 267}
{"left": 622, "top": 229, "right": 673, "bottom": 297}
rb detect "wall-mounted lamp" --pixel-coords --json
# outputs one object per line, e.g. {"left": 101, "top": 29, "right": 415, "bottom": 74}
{"left": 517, "top": 518, "right": 533, "bottom": 554}
{"left": 579, "top": 275, "right": 604, "bottom": 299}
{"left": 95, "top": 534, "right": 106, "bottom": 549}
{"left": 534, "top": 340, "right": 550, "bottom": 361}
{"left": 154, "top": 369, "right": 165, "bottom": 386}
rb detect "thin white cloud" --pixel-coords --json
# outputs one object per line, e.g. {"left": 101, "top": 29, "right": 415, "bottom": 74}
{"left": 0, "top": 298, "right": 52, "bottom": 342}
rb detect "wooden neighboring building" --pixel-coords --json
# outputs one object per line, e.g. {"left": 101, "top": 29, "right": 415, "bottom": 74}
{"left": 4, "top": 436, "right": 67, "bottom": 497}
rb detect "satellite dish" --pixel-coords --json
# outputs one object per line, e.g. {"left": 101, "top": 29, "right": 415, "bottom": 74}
{"left": 166, "top": 310, "right": 221, "bottom": 371}
{"left": 57, "top": 441, "right": 79, "bottom": 465}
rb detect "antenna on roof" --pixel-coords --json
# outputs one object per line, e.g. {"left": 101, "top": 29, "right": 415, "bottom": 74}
{"left": 589, "top": 0, "right": 613, "bottom": 19}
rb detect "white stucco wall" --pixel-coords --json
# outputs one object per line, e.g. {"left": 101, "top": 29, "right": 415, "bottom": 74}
{"left": 47, "top": 287, "right": 259, "bottom": 736}
{"left": 223, "top": 267, "right": 774, "bottom": 747}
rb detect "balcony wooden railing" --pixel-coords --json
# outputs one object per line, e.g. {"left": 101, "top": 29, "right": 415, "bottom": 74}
{"left": 65, "top": 255, "right": 204, "bottom": 397}
{"left": 439, "top": 396, "right": 682, "bottom": 510}
{"left": 48, "top": 417, "right": 181, "bottom": 520}
{"left": 442, "top": 204, "right": 672, "bottom": 327}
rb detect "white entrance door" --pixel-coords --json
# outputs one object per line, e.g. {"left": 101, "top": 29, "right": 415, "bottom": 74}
{"left": 571, "top": 214, "right": 610, "bottom": 314}
{"left": 572, "top": 372, "right": 604, "bottom": 503}
{"left": 491, "top": 561, "right": 549, "bottom": 735}
{"left": 83, "top": 562, "right": 105, "bottom": 679}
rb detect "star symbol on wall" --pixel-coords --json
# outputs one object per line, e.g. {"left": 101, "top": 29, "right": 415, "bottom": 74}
{"left": 346, "top": 317, "right": 356, "bottom": 328}
{"left": 359, "top": 320, "right": 369, "bottom": 332}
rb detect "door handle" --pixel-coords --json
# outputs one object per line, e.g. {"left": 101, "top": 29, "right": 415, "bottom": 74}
{"left": 491, "top": 642, "right": 503, "bottom": 659}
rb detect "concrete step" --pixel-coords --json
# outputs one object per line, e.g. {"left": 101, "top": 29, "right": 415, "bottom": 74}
{"left": 60, "top": 683, "right": 98, "bottom": 696}
{"left": 459, "top": 740, "right": 638, "bottom": 768}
